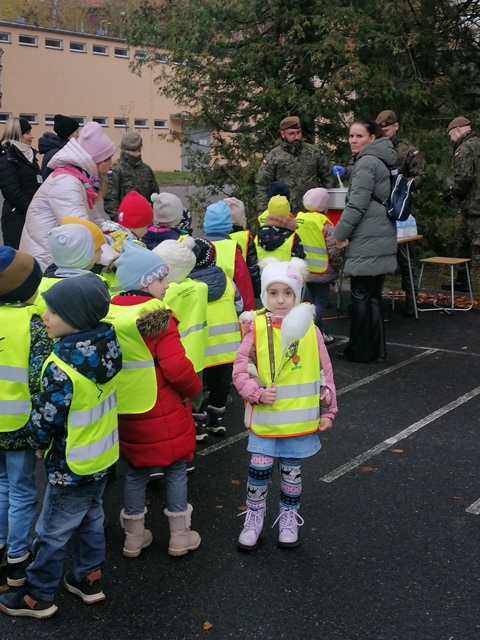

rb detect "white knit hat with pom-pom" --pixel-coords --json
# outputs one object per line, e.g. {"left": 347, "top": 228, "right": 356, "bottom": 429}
{"left": 152, "top": 235, "right": 197, "bottom": 284}
{"left": 151, "top": 192, "right": 184, "bottom": 226}
{"left": 260, "top": 258, "right": 308, "bottom": 309}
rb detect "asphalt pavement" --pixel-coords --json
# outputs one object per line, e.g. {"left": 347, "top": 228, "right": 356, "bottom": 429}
{"left": 1, "top": 294, "right": 480, "bottom": 640}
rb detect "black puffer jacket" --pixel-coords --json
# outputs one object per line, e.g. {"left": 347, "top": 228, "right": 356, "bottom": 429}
{"left": 38, "top": 132, "right": 64, "bottom": 181}
{"left": 0, "top": 142, "right": 42, "bottom": 248}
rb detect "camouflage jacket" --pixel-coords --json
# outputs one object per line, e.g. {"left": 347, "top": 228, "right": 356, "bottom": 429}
{"left": 451, "top": 131, "right": 480, "bottom": 217}
{"left": 392, "top": 135, "right": 427, "bottom": 190}
{"left": 255, "top": 140, "right": 333, "bottom": 215}
{"left": 103, "top": 150, "right": 159, "bottom": 220}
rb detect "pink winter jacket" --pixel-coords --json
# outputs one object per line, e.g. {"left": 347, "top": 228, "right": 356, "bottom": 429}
{"left": 233, "top": 311, "right": 338, "bottom": 424}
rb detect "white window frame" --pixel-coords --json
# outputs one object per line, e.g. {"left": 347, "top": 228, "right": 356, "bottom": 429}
{"left": 0, "top": 32, "right": 11, "bottom": 44}
{"left": 93, "top": 44, "right": 108, "bottom": 56}
{"left": 134, "top": 118, "right": 149, "bottom": 129}
{"left": 45, "top": 37, "right": 63, "bottom": 50}
{"left": 114, "top": 117, "right": 129, "bottom": 128}
{"left": 134, "top": 50, "right": 149, "bottom": 61}
{"left": 114, "top": 47, "right": 129, "bottom": 58}
{"left": 93, "top": 116, "right": 109, "bottom": 127}
{"left": 155, "top": 53, "right": 168, "bottom": 63}
{"left": 71, "top": 116, "right": 86, "bottom": 127}
{"left": 154, "top": 119, "right": 168, "bottom": 129}
{"left": 45, "top": 114, "right": 55, "bottom": 126}
{"left": 0, "top": 113, "right": 12, "bottom": 124}
{"left": 19, "top": 34, "right": 37, "bottom": 47}
{"left": 19, "top": 113, "right": 38, "bottom": 125}
{"left": 70, "top": 41, "right": 87, "bottom": 53}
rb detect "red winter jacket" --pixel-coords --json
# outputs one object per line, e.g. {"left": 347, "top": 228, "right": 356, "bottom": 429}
{"left": 111, "top": 293, "right": 202, "bottom": 467}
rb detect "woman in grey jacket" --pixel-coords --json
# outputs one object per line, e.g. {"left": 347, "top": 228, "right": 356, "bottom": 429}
{"left": 334, "top": 119, "right": 397, "bottom": 362}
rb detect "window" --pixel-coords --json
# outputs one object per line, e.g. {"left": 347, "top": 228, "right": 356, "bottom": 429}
{"left": 155, "top": 53, "right": 168, "bottom": 63}
{"left": 0, "top": 32, "right": 11, "bottom": 44}
{"left": 154, "top": 119, "right": 168, "bottom": 129}
{"left": 93, "top": 116, "right": 108, "bottom": 127}
{"left": 19, "top": 34, "right": 37, "bottom": 47}
{"left": 70, "top": 41, "right": 86, "bottom": 53}
{"left": 0, "top": 113, "right": 11, "bottom": 124}
{"left": 19, "top": 113, "right": 38, "bottom": 125}
{"left": 45, "top": 37, "right": 63, "bottom": 50}
{"left": 93, "top": 44, "right": 108, "bottom": 56}
{"left": 134, "top": 118, "right": 148, "bottom": 128}
{"left": 45, "top": 114, "right": 55, "bottom": 126}
{"left": 71, "top": 116, "right": 86, "bottom": 126}
{"left": 134, "top": 50, "right": 149, "bottom": 61}
{"left": 114, "top": 47, "right": 129, "bottom": 58}
{"left": 224, "top": 123, "right": 236, "bottom": 132}
{"left": 114, "top": 118, "right": 129, "bottom": 128}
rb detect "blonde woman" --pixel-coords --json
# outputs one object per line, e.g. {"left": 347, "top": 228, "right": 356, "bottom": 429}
{"left": 0, "top": 117, "right": 42, "bottom": 248}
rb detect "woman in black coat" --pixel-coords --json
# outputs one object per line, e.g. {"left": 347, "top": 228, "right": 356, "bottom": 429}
{"left": 0, "top": 117, "right": 42, "bottom": 248}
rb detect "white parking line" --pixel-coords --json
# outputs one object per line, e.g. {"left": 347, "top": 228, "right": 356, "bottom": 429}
{"left": 320, "top": 385, "right": 480, "bottom": 483}
{"left": 197, "top": 431, "right": 248, "bottom": 456}
{"left": 466, "top": 498, "right": 480, "bottom": 515}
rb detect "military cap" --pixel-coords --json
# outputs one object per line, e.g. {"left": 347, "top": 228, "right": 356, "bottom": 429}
{"left": 280, "top": 116, "right": 301, "bottom": 131}
{"left": 447, "top": 116, "right": 471, "bottom": 132}
{"left": 375, "top": 110, "right": 398, "bottom": 127}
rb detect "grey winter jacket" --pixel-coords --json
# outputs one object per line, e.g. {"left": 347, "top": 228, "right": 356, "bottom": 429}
{"left": 334, "top": 137, "right": 397, "bottom": 277}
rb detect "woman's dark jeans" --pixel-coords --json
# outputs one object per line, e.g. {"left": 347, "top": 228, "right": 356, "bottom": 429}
{"left": 344, "top": 274, "right": 386, "bottom": 362}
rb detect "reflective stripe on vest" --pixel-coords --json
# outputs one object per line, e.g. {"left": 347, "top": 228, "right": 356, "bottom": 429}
{"left": 164, "top": 279, "right": 208, "bottom": 372}
{"left": 204, "top": 278, "right": 241, "bottom": 368}
{"left": 104, "top": 298, "right": 164, "bottom": 413}
{"left": 250, "top": 312, "right": 320, "bottom": 437}
{"left": 230, "top": 230, "right": 250, "bottom": 261}
{"left": 254, "top": 233, "right": 295, "bottom": 262}
{"left": 47, "top": 353, "right": 119, "bottom": 475}
{"left": 0, "top": 305, "right": 35, "bottom": 431}
{"left": 212, "top": 239, "right": 236, "bottom": 280}
{"left": 295, "top": 212, "right": 331, "bottom": 274}
{"left": 99, "top": 270, "right": 122, "bottom": 296}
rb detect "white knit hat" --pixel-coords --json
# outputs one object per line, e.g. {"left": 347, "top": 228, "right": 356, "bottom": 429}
{"left": 151, "top": 192, "right": 184, "bottom": 226}
{"left": 303, "top": 188, "right": 329, "bottom": 213}
{"left": 260, "top": 258, "right": 308, "bottom": 309}
{"left": 152, "top": 236, "right": 197, "bottom": 284}
{"left": 224, "top": 197, "right": 246, "bottom": 228}
{"left": 48, "top": 224, "right": 95, "bottom": 269}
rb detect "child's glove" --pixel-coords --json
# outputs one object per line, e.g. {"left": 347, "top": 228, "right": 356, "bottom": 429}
{"left": 332, "top": 166, "right": 346, "bottom": 177}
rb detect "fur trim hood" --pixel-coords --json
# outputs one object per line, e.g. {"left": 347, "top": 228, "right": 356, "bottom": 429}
{"left": 136, "top": 307, "right": 172, "bottom": 338}
{"left": 263, "top": 214, "right": 298, "bottom": 232}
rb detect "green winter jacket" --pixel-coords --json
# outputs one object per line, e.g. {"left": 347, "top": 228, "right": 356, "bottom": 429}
{"left": 103, "top": 151, "right": 159, "bottom": 220}
{"left": 451, "top": 131, "right": 480, "bottom": 217}
{"left": 333, "top": 137, "right": 398, "bottom": 277}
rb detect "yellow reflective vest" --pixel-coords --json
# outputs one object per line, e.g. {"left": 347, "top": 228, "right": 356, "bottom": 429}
{"left": 254, "top": 234, "right": 295, "bottom": 262}
{"left": 34, "top": 276, "right": 61, "bottom": 316}
{"left": 45, "top": 352, "right": 119, "bottom": 475}
{"left": 257, "top": 210, "right": 268, "bottom": 226}
{"left": 204, "top": 277, "right": 241, "bottom": 368}
{"left": 164, "top": 279, "right": 208, "bottom": 372}
{"left": 0, "top": 305, "right": 35, "bottom": 432}
{"left": 105, "top": 298, "right": 165, "bottom": 413}
{"left": 99, "top": 270, "right": 122, "bottom": 296}
{"left": 295, "top": 212, "right": 331, "bottom": 274}
{"left": 230, "top": 230, "right": 250, "bottom": 261}
{"left": 212, "top": 238, "right": 237, "bottom": 280}
{"left": 250, "top": 312, "right": 320, "bottom": 437}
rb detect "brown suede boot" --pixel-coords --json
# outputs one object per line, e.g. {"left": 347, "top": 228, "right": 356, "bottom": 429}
{"left": 164, "top": 503, "right": 201, "bottom": 557}
{"left": 120, "top": 507, "right": 153, "bottom": 558}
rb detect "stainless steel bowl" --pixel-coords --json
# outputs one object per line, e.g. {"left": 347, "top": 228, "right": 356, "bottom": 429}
{"left": 327, "top": 188, "right": 348, "bottom": 209}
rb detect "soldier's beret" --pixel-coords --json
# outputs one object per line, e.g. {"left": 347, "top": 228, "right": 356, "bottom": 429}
{"left": 447, "top": 116, "right": 471, "bottom": 132}
{"left": 375, "top": 110, "right": 398, "bottom": 127}
{"left": 280, "top": 116, "right": 301, "bottom": 131}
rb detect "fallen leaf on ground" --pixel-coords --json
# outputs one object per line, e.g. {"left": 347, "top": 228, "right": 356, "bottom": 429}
{"left": 361, "top": 466, "right": 374, "bottom": 473}
{"left": 203, "top": 621, "right": 213, "bottom": 630}
{"left": 237, "top": 505, "right": 247, "bottom": 511}
{"left": 391, "top": 449, "right": 404, "bottom": 453}
{"left": 215, "top": 505, "right": 223, "bottom": 509}
{"left": 453, "top": 496, "right": 463, "bottom": 500}
{"left": 231, "top": 479, "right": 240, "bottom": 485}
{"left": 461, "top": 346, "right": 468, "bottom": 350}
{"left": 311, "top": 527, "right": 318, "bottom": 532}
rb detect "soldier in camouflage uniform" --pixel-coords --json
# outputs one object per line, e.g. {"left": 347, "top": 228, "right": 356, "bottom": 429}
{"left": 103, "top": 131, "right": 159, "bottom": 221}
{"left": 255, "top": 116, "right": 333, "bottom": 216}
{"left": 443, "top": 116, "right": 480, "bottom": 290}
{"left": 376, "top": 110, "right": 427, "bottom": 316}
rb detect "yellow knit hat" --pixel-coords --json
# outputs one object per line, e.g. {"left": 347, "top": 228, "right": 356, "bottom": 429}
{"left": 61, "top": 216, "right": 106, "bottom": 250}
{"left": 267, "top": 195, "right": 291, "bottom": 216}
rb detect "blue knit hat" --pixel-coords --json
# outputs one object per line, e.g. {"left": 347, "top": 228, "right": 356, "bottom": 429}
{"left": 267, "top": 181, "right": 290, "bottom": 201}
{"left": 114, "top": 242, "right": 169, "bottom": 292}
{"left": 203, "top": 201, "right": 232, "bottom": 235}
{"left": 0, "top": 246, "right": 42, "bottom": 303}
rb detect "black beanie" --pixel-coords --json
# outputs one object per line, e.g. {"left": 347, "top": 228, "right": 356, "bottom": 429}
{"left": 267, "top": 181, "right": 290, "bottom": 201}
{"left": 42, "top": 273, "right": 110, "bottom": 330}
{"left": 194, "top": 238, "right": 216, "bottom": 269}
{"left": 19, "top": 118, "right": 32, "bottom": 136}
{"left": 54, "top": 114, "right": 79, "bottom": 140}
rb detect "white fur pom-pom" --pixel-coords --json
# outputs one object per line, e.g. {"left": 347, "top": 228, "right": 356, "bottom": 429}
{"left": 289, "top": 257, "right": 309, "bottom": 283}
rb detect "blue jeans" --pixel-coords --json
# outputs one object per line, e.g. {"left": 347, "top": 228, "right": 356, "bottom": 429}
{"left": 124, "top": 458, "right": 187, "bottom": 515}
{"left": 0, "top": 448, "right": 37, "bottom": 558}
{"left": 25, "top": 477, "right": 108, "bottom": 602}
{"left": 306, "top": 282, "right": 331, "bottom": 333}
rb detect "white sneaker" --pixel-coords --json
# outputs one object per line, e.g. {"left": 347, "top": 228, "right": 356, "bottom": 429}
{"left": 273, "top": 508, "right": 304, "bottom": 548}
{"left": 322, "top": 332, "right": 335, "bottom": 345}
{"left": 237, "top": 507, "right": 265, "bottom": 550}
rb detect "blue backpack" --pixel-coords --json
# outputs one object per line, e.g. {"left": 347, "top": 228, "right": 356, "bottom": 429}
{"left": 373, "top": 166, "right": 414, "bottom": 222}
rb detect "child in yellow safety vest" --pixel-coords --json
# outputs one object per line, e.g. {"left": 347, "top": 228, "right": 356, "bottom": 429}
{"left": 255, "top": 195, "right": 306, "bottom": 267}
{"left": 233, "top": 259, "right": 338, "bottom": 550}
{"left": 296, "top": 188, "right": 344, "bottom": 346}
{"left": 0, "top": 274, "right": 121, "bottom": 619}
{"left": 0, "top": 248, "right": 52, "bottom": 591}
{"left": 224, "top": 197, "right": 261, "bottom": 298}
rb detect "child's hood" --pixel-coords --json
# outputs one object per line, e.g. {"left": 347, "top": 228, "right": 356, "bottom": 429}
{"left": 136, "top": 306, "right": 171, "bottom": 338}
{"left": 53, "top": 321, "right": 122, "bottom": 384}
{"left": 189, "top": 265, "right": 227, "bottom": 302}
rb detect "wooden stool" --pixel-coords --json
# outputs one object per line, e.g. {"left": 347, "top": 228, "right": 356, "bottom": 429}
{"left": 418, "top": 257, "right": 473, "bottom": 314}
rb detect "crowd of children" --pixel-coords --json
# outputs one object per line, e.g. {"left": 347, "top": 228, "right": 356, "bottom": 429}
{"left": 0, "top": 184, "right": 340, "bottom": 618}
